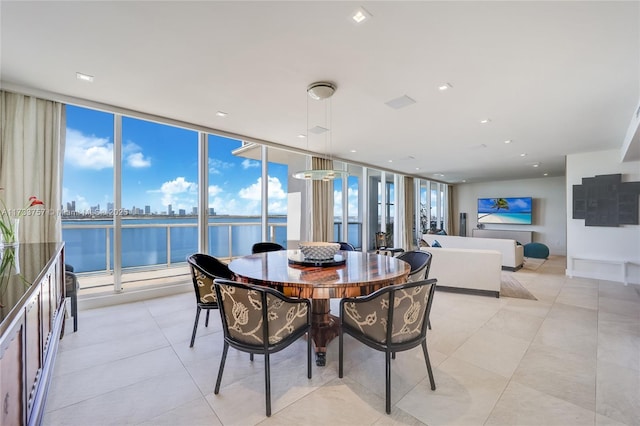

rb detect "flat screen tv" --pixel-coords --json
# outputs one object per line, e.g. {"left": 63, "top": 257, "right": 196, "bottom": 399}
{"left": 477, "top": 197, "right": 532, "bottom": 225}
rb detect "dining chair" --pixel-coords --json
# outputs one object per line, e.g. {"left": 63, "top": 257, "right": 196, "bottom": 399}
{"left": 212, "top": 278, "right": 312, "bottom": 417}
{"left": 186, "top": 253, "right": 233, "bottom": 347}
{"left": 397, "top": 250, "right": 433, "bottom": 329}
{"left": 396, "top": 250, "right": 432, "bottom": 282}
{"left": 64, "top": 264, "right": 79, "bottom": 333}
{"left": 334, "top": 241, "right": 356, "bottom": 251}
{"left": 339, "top": 278, "right": 438, "bottom": 414}
{"left": 251, "top": 241, "right": 285, "bottom": 254}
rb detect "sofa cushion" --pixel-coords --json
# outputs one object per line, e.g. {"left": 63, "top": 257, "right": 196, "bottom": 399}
{"left": 421, "top": 234, "right": 523, "bottom": 270}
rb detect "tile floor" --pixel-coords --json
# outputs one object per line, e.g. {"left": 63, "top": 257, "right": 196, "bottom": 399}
{"left": 43, "top": 256, "right": 640, "bottom": 425}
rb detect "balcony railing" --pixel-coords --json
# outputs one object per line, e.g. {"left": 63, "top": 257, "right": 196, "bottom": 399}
{"left": 62, "top": 220, "right": 364, "bottom": 286}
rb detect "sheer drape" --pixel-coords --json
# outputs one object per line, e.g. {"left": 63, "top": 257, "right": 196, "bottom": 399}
{"left": 403, "top": 176, "right": 415, "bottom": 249}
{"left": 0, "top": 91, "right": 65, "bottom": 243}
{"left": 311, "top": 157, "right": 334, "bottom": 241}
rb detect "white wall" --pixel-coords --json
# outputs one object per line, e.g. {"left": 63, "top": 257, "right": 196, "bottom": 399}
{"left": 454, "top": 176, "right": 567, "bottom": 255}
{"left": 566, "top": 150, "right": 640, "bottom": 284}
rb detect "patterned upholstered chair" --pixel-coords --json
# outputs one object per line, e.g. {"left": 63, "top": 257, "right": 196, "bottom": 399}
{"left": 186, "top": 253, "right": 233, "bottom": 347}
{"left": 396, "top": 250, "right": 432, "bottom": 282}
{"left": 212, "top": 278, "right": 311, "bottom": 417}
{"left": 339, "top": 278, "right": 438, "bottom": 414}
{"left": 251, "top": 242, "right": 285, "bottom": 254}
{"left": 397, "top": 250, "right": 433, "bottom": 329}
{"left": 334, "top": 241, "right": 356, "bottom": 251}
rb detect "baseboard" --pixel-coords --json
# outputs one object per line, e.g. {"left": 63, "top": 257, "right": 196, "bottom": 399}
{"left": 436, "top": 285, "right": 500, "bottom": 298}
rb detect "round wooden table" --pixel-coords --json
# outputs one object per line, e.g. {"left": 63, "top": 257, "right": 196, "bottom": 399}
{"left": 228, "top": 250, "right": 411, "bottom": 365}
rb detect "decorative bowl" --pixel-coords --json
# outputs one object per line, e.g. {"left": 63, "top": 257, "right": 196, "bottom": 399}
{"left": 299, "top": 242, "right": 341, "bottom": 261}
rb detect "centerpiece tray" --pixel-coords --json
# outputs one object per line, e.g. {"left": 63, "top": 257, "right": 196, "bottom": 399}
{"left": 288, "top": 252, "right": 346, "bottom": 267}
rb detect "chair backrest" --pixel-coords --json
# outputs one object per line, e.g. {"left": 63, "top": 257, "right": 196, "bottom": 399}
{"left": 213, "top": 278, "right": 310, "bottom": 350}
{"left": 397, "top": 250, "right": 432, "bottom": 282}
{"left": 187, "top": 253, "right": 233, "bottom": 305}
{"left": 251, "top": 242, "right": 285, "bottom": 254}
{"left": 341, "top": 278, "right": 437, "bottom": 346}
{"left": 335, "top": 241, "right": 356, "bottom": 251}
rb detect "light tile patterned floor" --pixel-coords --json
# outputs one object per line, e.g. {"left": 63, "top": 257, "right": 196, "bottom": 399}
{"left": 43, "top": 256, "right": 640, "bottom": 425}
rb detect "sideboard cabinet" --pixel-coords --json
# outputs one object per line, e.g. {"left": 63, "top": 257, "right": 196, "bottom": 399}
{"left": 0, "top": 243, "right": 65, "bottom": 426}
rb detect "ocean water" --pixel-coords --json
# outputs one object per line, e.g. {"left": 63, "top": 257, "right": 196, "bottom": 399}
{"left": 62, "top": 217, "right": 363, "bottom": 273}
{"left": 62, "top": 217, "right": 287, "bottom": 273}
{"left": 477, "top": 212, "right": 532, "bottom": 225}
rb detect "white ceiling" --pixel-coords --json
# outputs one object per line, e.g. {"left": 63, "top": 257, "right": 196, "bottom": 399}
{"left": 2, "top": 1, "right": 639, "bottom": 183}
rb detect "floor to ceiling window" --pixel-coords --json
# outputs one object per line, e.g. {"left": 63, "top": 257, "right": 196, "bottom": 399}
{"left": 121, "top": 117, "right": 198, "bottom": 269}
{"left": 62, "top": 105, "right": 115, "bottom": 275}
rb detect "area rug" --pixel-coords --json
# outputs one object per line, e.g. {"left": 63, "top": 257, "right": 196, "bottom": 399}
{"left": 522, "top": 257, "right": 546, "bottom": 271}
{"left": 501, "top": 274, "right": 537, "bottom": 300}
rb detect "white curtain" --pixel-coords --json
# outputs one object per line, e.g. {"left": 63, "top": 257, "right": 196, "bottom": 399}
{"left": 0, "top": 91, "right": 65, "bottom": 243}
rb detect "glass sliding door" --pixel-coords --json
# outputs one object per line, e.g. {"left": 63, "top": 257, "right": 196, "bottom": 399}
{"left": 62, "top": 105, "right": 115, "bottom": 279}
{"left": 121, "top": 117, "right": 198, "bottom": 269}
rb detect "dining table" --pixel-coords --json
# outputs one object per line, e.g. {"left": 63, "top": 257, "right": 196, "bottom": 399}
{"left": 228, "top": 249, "right": 411, "bottom": 366}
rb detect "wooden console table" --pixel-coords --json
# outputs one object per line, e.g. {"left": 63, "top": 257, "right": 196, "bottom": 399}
{"left": 0, "top": 242, "right": 65, "bottom": 426}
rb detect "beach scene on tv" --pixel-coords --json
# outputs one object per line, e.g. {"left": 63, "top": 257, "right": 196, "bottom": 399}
{"left": 477, "top": 197, "right": 532, "bottom": 224}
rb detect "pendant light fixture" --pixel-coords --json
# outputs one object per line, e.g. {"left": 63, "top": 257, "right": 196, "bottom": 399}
{"left": 293, "top": 82, "right": 349, "bottom": 181}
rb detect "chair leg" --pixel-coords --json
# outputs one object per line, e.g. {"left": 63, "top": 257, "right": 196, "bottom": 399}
{"left": 428, "top": 319, "right": 432, "bottom": 330}
{"left": 250, "top": 353, "right": 254, "bottom": 362}
{"left": 190, "top": 307, "right": 201, "bottom": 348}
{"left": 338, "top": 328, "right": 344, "bottom": 378}
{"left": 385, "top": 350, "right": 392, "bottom": 414}
{"left": 392, "top": 352, "right": 396, "bottom": 360}
{"left": 214, "top": 341, "right": 229, "bottom": 394}
{"left": 71, "top": 292, "right": 78, "bottom": 332}
{"left": 307, "top": 331, "right": 312, "bottom": 379}
{"left": 205, "top": 309, "right": 210, "bottom": 327}
{"left": 422, "top": 341, "right": 436, "bottom": 391}
{"left": 264, "top": 352, "right": 271, "bottom": 417}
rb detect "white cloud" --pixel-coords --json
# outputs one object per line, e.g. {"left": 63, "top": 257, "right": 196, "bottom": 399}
{"left": 148, "top": 177, "right": 197, "bottom": 207}
{"left": 208, "top": 185, "right": 223, "bottom": 197}
{"left": 241, "top": 159, "right": 260, "bottom": 169}
{"left": 65, "top": 128, "right": 113, "bottom": 169}
{"left": 239, "top": 176, "right": 286, "bottom": 201}
{"left": 209, "top": 158, "right": 235, "bottom": 175}
{"left": 126, "top": 152, "right": 151, "bottom": 168}
{"left": 65, "top": 129, "right": 151, "bottom": 170}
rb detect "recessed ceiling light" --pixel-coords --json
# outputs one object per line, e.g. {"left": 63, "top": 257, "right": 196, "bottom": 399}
{"left": 76, "top": 72, "right": 94, "bottom": 82}
{"left": 298, "top": 134, "right": 306, "bottom": 139}
{"left": 543, "top": 173, "right": 548, "bottom": 176}
{"left": 462, "top": 180, "right": 467, "bottom": 183}
{"left": 480, "top": 119, "right": 491, "bottom": 124}
{"left": 352, "top": 8, "right": 371, "bottom": 23}
{"left": 520, "top": 153, "right": 527, "bottom": 157}
{"left": 415, "top": 167, "right": 420, "bottom": 171}
{"left": 216, "top": 111, "right": 228, "bottom": 117}
{"left": 388, "top": 160, "right": 393, "bottom": 163}
{"left": 532, "top": 163, "right": 540, "bottom": 168}
{"left": 350, "top": 149, "right": 357, "bottom": 153}
{"left": 504, "top": 140, "right": 512, "bottom": 144}
{"left": 438, "top": 83, "right": 453, "bottom": 91}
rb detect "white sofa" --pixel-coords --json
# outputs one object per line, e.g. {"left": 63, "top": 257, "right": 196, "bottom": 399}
{"left": 420, "top": 247, "right": 502, "bottom": 297}
{"left": 422, "top": 234, "right": 524, "bottom": 270}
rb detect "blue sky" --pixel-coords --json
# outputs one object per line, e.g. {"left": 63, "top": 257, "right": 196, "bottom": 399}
{"left": 63, "top": 105, "right": 357, "bottom": 217}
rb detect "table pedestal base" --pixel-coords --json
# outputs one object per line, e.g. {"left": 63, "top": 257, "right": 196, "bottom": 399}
{"left": 310, "top": 299, "right": 340, "bottom": 366}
